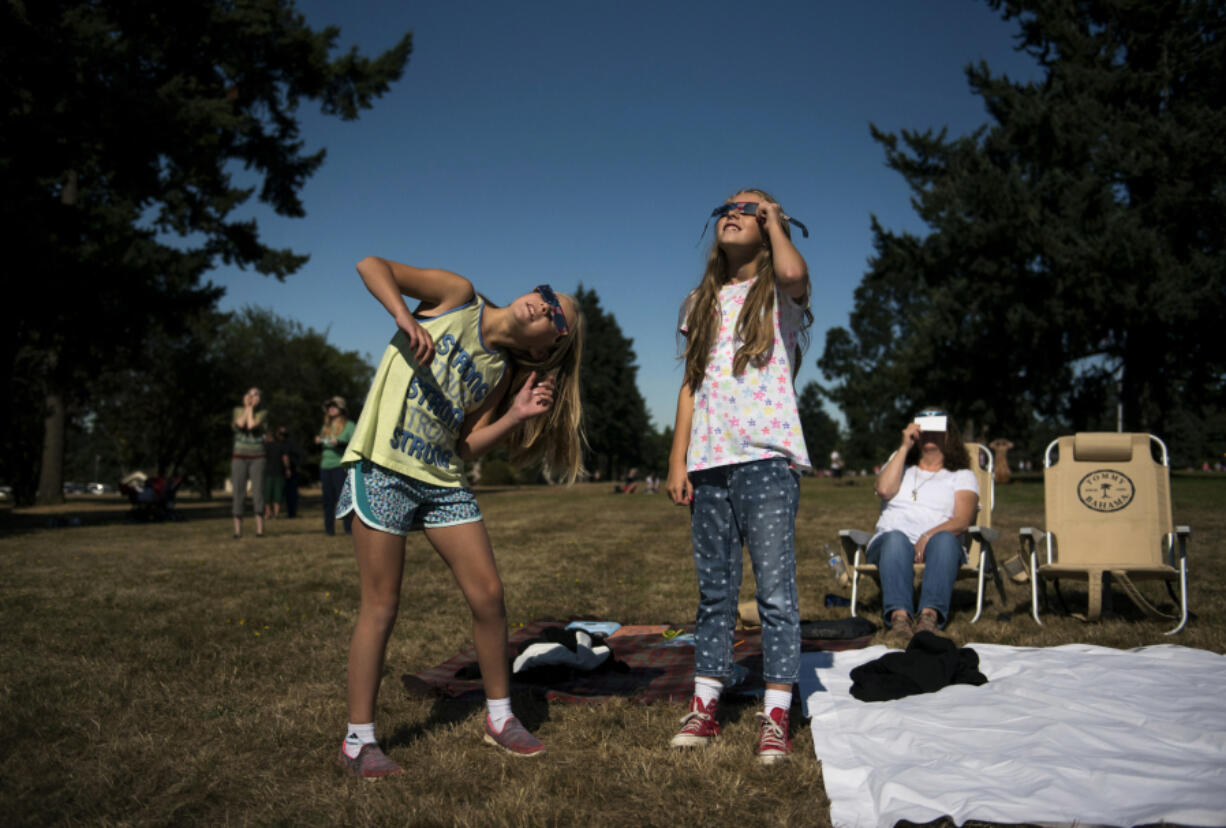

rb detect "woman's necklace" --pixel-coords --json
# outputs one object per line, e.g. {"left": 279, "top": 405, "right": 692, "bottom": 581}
{"left": 911, "top": 467, "right": 939, "bottom": 500}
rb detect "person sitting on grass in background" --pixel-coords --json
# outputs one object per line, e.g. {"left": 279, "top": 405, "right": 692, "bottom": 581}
{"left": 667, "top": 188, "right": 813, "bottom": 765}
{"left": 335, "top": 255, "right": 584, "bottom": 779}
{"left": 867, "top": 409, "right": 979, "bottom": 648}
{"left": 622, "top": 467, "right": 639, "bottom": 494}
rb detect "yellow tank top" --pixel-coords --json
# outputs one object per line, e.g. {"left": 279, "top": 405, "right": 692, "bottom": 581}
{"left": 342, "top": 296, "right": 507, "bottom": 487}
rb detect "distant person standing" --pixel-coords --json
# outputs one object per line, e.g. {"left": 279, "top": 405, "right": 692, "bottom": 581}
{"left": 263, "top": 429, "right": 288, "bottom": 520}
{"left": 231, "top": 387, "right": 267, "bottom": 538}
{"left": 279, "top": 426, "right": 302, "bottom": 518}
{"left": 317, "top": 396, "right": 355, "bottom": 535}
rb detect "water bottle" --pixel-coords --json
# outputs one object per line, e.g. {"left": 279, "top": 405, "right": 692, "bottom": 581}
{"left": 826, "top": 543, "right": 850, "bottom": 588}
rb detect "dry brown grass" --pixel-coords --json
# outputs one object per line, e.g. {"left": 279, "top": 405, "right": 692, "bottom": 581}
{"left": 1, "top": 474, "right": 1222, "bottom": 826}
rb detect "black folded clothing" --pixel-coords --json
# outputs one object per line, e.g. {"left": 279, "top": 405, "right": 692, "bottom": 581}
{"left": 849, "top": 631, "right": 987, "bottom": 702}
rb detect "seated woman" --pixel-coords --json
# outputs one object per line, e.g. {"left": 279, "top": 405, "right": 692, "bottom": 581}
{"left": 867, "top": 408, "right": 979, "bottom": 647}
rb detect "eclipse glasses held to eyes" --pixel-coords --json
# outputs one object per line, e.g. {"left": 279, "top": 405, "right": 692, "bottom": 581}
{"left": 914, "top": 409, "right": 948, "bottom": 432}
{"left": 697, "top": 201, "right": 810, "bottom": 245}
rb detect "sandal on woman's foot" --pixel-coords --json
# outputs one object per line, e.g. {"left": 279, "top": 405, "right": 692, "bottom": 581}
{"left": 913, "top": 611, "right": 945, "bottom": 637}
{"left": 883, "top": 614, "right": 913, "bottom": 648}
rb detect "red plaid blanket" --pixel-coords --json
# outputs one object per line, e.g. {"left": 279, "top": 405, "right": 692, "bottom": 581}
{"left": 402, "top": 619, "right": 872, "bottom": 704}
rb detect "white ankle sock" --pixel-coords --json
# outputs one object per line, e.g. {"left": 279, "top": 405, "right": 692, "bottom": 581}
{"left": 764, "top": 688, "right": 792, "bottom": 716}
{"left": 343, "top": 722, "right": 376, "bottom": 759}
{"left": 487, "top": 697, "right": 513, "bottom": 732}
{"left": 694, "top": 676, "right": 723, "bottom": 708}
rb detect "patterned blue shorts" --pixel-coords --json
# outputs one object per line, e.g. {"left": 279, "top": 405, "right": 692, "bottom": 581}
{"left": 336, "top": 460, "right": 482, "bottom": 535}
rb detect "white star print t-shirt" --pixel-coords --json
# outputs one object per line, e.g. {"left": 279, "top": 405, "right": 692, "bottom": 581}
{"left": 680, "top": 278, "right": 811, "bottom": 473}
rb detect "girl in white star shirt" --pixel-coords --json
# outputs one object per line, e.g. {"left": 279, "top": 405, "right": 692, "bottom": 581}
{"left": 667, "top": 188, "right": 813, "bottom": 765}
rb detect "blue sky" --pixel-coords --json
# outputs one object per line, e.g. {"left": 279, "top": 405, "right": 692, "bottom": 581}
{"left": 209, "top": 0, "right": 1041, "bottom": 430}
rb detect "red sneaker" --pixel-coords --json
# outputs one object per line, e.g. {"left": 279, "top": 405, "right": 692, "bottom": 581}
{"left": 754, "top": 707, "right": 792, "bottom": 765}
{"left": 483, "top": 716, "right": 546, "bottom": 757}
{"left": 670, "top": 696, "right": 721, "bottom": 748}
{"left": 337, "top": 742, "right": 404, "bottom": 779}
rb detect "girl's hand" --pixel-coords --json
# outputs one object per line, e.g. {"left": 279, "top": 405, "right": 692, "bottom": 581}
{"left": 666, "top": 465, "right": 692, "bottom": 506}
{"left": 510, "top": 372, "right": 555, "bottom": 422}
{"left": 396, "top": 311, "right": 436, "bottom": 368}
{"left": 901, "top": 422, "right": 922, "bottom": 450}
{"left": 914, "top": 531, "right": 929, "bottom": 563}
{"left": 755, "top": 200, "right": 786, "bottom": 233}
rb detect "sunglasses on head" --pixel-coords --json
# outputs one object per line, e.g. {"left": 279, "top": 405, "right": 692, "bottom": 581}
{"left": 535, "top": 285, "right": 569, "bottom": 336}
{"left": 698, "top": 201, "right": 810, "bottom": 244}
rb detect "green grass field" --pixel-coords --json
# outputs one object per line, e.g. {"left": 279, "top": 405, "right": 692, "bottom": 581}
{"left": 2, "top": 474, "right": 1222, "bottom": 826}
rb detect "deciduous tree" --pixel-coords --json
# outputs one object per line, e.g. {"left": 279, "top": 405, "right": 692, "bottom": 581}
{"left": 74, "top": 306, "right": 373, "bottom": 497}
{"left": 0, "top": 0, "right": 411, "bottom": 504}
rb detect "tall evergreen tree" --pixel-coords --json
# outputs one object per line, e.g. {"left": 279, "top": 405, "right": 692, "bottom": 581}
{"left": 0, "top": 0, "right": 411, "bottom": 504}
{"left": 575, "top": 286, "right": 652, "bottom": 479}
{"left": 796, "top": 381, "right": 841, "bottom": 473}
{"left": 819, "top": 0, "right": 1225, "bottom": 467}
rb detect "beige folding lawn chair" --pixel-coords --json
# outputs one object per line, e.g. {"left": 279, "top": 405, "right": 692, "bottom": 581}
{"left": 1019, "top": 432, "right": 1190, "bottom": 634}
{"left": 840, "top": 443, "right": 1003, "bottom": 624}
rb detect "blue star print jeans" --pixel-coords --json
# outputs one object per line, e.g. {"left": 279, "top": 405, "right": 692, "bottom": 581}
{"left": 689, "top": 458, "right": 801, "bottom": 686}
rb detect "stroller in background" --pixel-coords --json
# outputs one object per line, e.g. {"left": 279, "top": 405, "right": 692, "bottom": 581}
{"left": 119, "top": 471, "right": 184, "bottom": 522}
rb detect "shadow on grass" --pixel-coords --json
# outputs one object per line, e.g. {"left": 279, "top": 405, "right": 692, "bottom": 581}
{"left": 0, "top": 492, "right": 331, "bottom": 537}
{"left": 384, "top": 690, "right": 554, "bottom": 750}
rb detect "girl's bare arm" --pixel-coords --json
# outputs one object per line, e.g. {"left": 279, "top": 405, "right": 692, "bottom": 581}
{"left": 355, "top": 257, "right": 475, "bottom": 367}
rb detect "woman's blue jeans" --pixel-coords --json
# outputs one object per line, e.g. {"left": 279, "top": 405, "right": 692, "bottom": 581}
{"left": 689, "top": 459, "right": 801, "bottom": 686}
{"left": 865, "top": 530, "right": 966, "bottom": 627}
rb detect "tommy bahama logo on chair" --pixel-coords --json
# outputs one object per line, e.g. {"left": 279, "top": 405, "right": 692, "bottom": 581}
{"left": 1077, "top": 469, "right": 1136, "bottom": 512}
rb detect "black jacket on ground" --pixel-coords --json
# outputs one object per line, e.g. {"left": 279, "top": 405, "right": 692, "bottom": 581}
{"left": 849, "top": 631, "right": 987, "bottom": 702}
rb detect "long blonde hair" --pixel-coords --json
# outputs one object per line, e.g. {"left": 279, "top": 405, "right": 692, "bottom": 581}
{"left": 495, "top": 294, "right": 587, "bottom": 484}
{"left": 320, "top": 407, "right": 347, "bottom": 438}
{"left": 681, "top": 188, "right": 811, "bottom": 391}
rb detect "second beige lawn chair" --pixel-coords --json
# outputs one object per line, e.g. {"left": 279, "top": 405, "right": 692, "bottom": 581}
{"left": 841, "top": 443, "right": 1003, "bottom": 624}
{"left": 1019, "top": 432, "right": 1190, "bottom": 634}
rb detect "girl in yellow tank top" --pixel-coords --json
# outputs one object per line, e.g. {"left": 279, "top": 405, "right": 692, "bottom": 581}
{"left": 336, "top": 256, "right": 585, "bottom": 776}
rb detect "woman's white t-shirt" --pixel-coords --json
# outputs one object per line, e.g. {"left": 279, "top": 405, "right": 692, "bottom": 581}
{"left": 872, "top": 465, "right": 979, "bottom": 545}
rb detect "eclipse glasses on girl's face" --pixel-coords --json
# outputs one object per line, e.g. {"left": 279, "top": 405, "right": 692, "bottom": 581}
{"left": 535, "top": 285, "right": 569, "bottom": 335}
{"left": 697, "top": 202, "right": 810, "bottom": 244}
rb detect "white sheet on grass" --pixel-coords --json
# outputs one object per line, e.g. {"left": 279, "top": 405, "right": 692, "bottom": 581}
{"left": 799, "top": 643, "right": 1226, "bottom": 828}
